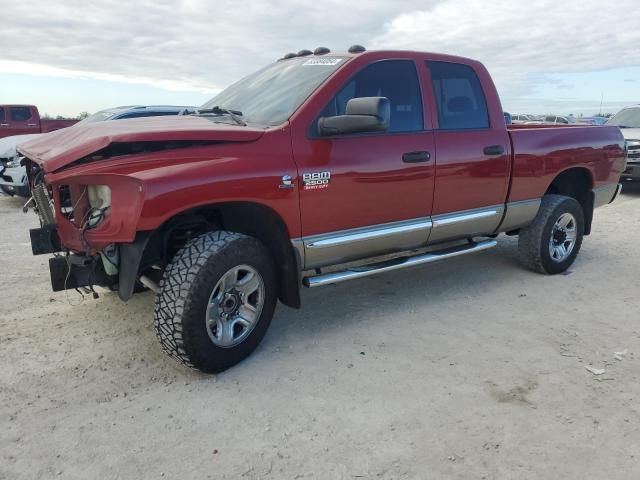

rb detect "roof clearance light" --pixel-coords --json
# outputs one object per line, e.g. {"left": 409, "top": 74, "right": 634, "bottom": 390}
{"left": 348, "top": 45, "right": 366, "bottom": 53}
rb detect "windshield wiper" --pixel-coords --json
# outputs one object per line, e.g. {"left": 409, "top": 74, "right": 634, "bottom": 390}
{"left": 194, "top": 106, "right": 246, "bottom": 126}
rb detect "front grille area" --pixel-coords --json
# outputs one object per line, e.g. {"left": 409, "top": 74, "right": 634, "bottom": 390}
{"left": 626, "top": 140, "right": 640, "bottom": 163}
{"left": 58, "top": 185, "right": 90, "bottom": 226}
{"left": 24, "top": 158, "right": 56, "bottom": 226}
{"left": 32, "top": 183, "right": 55, "bottom": 226}
{"left": 23, "top": 158, "right": 93, "bottom": 232}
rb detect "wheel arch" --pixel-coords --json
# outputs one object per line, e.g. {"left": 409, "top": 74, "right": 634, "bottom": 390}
{"left": 124, "top": 201, "right": 301, "bottom": 308}
{"left": 544, "top": 167, "right": 594, "bottom": 235}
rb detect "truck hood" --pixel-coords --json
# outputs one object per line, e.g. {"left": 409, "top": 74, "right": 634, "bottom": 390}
{"left": 17, "top": 115, "right": 266, "bottom": 173}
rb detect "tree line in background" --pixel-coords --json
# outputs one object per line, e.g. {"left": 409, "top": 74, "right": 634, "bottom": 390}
{"left": 40, "top": 112, "right": 90, "bottom": 120}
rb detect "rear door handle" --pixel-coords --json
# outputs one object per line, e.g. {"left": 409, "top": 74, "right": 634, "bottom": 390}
{"left": 483, "top": 145, "right": 505, "bottom": 156}
{"left": 27, "top": 123, "right": 38, "bottom": 127}
{"left": 402, "top": 151, "right": 431, "bottom": 163}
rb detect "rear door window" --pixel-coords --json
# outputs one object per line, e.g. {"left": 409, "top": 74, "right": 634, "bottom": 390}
{"left": 0, "top": 108, "right": 5, "bottom": 123}
{"left": 10, "top": 106, "right": 32, "bottom": 122}
{"left": 427, "top": 61, "right": 489, "bottom": 130}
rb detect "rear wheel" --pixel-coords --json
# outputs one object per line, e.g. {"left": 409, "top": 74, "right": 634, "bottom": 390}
{"left": 154, "top": 231, "right": 277, "bottom": 373}
{"left": 518, "top": 194, "right": 584, "bottom": 274}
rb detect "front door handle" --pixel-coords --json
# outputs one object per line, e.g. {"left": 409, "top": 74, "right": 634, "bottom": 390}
{"left": 402, "top": 151, "right": 431, "bottom": 163}
{"left": 483, "top": 145, "right": 505, "bottom": 156}
{"left": 27, "top": 123, "right": 38, "bottom": 127}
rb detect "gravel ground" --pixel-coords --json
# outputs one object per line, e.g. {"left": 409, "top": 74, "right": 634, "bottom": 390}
{"left": 1, "top": 184, "right": 639, "bottom": 480}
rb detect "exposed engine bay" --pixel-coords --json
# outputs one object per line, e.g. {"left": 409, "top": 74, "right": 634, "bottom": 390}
{"left": 25, "top": 159, "right": 118, "bottom": 298}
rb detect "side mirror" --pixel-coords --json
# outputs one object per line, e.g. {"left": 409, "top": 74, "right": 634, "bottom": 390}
{"left": 318, "top": 97, "right": 390, "bottom": 136}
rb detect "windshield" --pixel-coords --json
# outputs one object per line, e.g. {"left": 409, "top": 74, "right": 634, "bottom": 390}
{"left": 607, "top": 107, "right": 640, "bottom": 128}
{"left": 201, "top": 56, "right": 347, "bottom": 126}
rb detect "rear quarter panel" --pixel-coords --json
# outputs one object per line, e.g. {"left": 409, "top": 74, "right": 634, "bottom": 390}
{"left": 507, "top": 125, "right": 625, "bottom": 202}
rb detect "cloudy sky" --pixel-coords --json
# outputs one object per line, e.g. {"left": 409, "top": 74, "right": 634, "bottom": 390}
{"left": 1, "top": 0, "right": 639, "bottom": 117}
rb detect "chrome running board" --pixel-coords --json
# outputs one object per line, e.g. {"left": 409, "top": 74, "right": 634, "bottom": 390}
{"left": 302, "top": 239, "right": 498, "bottom": 288}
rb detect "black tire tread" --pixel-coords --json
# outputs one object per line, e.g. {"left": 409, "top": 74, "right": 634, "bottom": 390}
{"left": 518, "top": 194, "right": 583, "bottom": 274}
{"left": 153, "top": 231, "right": 244, "bottom": 369}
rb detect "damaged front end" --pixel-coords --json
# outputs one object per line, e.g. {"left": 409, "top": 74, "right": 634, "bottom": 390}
{"left": 16, "top": 114, "right": 266, "bottom": 302}
{"left": 25, "top": 158, "right": 147, "bottom": 299}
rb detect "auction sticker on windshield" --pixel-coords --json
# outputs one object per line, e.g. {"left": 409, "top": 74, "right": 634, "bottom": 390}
{"left": 302, "top": 58, "right": 343, "bottom": 66}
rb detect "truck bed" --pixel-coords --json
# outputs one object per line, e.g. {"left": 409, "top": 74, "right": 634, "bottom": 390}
{"left": 507, "top": 124, "right": 625, "bottom": 203}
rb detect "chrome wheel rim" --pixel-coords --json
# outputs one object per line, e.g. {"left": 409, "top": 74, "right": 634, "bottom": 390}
{"left": 205, "top": 265, "right": 265, "bottom": 348}
{"left": 548, "top": 212, "right": 577, "bottom": 263}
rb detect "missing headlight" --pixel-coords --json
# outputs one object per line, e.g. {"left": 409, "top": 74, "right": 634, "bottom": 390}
{"left": 86, "top": 185, "right": 111, "bottom": 228}
{"left": 88, "top": 185, "right": 111, "bottom": 209}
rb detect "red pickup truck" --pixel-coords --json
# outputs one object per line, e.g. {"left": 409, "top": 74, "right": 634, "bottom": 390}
{"left": 0, "top": 105, "right": 78, "bottom": 139}
{"left": 19, "top": 48, "right": 625, "bottom": 373}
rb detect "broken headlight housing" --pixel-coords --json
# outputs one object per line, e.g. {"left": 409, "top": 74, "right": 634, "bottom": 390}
{"left": 87, "top": 185, "right": 111, "bottom": 228}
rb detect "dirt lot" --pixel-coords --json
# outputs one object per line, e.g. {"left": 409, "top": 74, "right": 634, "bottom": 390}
{"left": 1, "top": 185, "right": 639, "bottom": 480}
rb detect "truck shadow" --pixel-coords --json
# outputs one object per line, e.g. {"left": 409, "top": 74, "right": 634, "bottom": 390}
{"left": 95, "top": 236, "right": 528, "bottom": 377}
{"left": 621, "top": 181, "right": 640, "bottom": 195}
{"left": 265, "top": 236, "right": 525, "bottom": 348}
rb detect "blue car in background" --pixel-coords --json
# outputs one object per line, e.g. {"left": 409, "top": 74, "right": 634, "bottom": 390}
{"left": 79, "top": 105, "right": 196, "bottom": 123}
{"left": 591, "top": 117, "right": 609, "bottom": 125}
{"left": 0, "top": 105, "right": 196, "bottom": 196}
{"left": 579, "top": 116, "right": 609, "bottom": 126}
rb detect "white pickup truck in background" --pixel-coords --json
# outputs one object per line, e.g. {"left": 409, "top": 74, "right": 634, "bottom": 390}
{"left": 0, "top": 134, "right": 40, "bottom": 197}
{"left": 606, "top": 105, "right": 640, "bottom": 181}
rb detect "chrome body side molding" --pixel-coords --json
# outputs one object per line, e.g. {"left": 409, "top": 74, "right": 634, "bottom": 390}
{"left": 593, "top": 183, "right": 621, "bottom": 208}
{"left": 301, "top": 218, "right": 432, "bottom": 269}
{"left": 306, "top": 220, "right": 431, "bottom": 249}
{"left": 498, "top": 198, "right": 542, "bottom": 232}
{"left": 291, "top": 201, "right": 546, "bottom": 271}
{"left": 428, "top": 205, "right": 503, "bottom": 244}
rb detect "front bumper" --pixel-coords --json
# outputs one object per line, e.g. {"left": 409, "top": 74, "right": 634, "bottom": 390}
{"left": 0, "top": 165, "right": 29, "bottom": 196}
{"left": 622, "top": 161, "right": 640, "bottom": 180}
{"left": 29, "top": 226, "right": 112, "bottom": 292}
{"left": 30, "top": 224, "right": 144, "bottom": 300}
{"left": 29, "top": 226, "right": 62, "bottom": 255}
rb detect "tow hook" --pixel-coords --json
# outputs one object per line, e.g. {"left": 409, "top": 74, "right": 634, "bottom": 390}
{"left": 22, "top": 196, "right": 34, "bottom": 213}
{"left": 139, "top": 275, "right": 160, "bottom": 293}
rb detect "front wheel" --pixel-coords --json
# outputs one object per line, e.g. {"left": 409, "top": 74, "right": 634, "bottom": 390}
{"left": 518, "top": 194, "right": 585, "bottom": 274}
{"left": 154, "top": 231, "right": 277, "bottom": 373}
